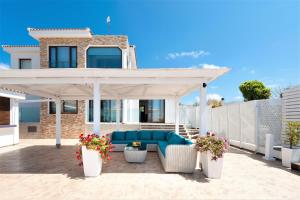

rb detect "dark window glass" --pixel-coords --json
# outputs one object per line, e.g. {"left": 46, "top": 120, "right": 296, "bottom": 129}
{"left": 19, "top": 59, "right": 32, "bottom": 69}
{"left": 0, "top": 97, "right": 10, "bottom": 125}
{"left": 71, "top": 47, "right": 77, "bottom": 68}
{"left": 49, "top": 100, "right": 78, "bottom": 114}
{"left": 139, "top": 100, "right": 165, "bottom": 123}
{"left": 87, "top": 47, "right": 122, "bottom": 68}
{"left": 49, "top": 47, "right": 77, "bottom": 68}
{"left": 89, "top": 100, "right": 122, "bottom": 122}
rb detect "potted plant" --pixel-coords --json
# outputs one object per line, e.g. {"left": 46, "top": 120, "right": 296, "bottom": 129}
{"left": 195, "top": 132, "right": 229, "bottom": 178}
{"left": 282, "top": 121, "right": 300, "bottom": 168}
{"left": 76, "top": 133, "right": 113, "bottom": 177}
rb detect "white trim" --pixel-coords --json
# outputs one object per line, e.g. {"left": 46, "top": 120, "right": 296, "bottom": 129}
{"left": 0, "top": 88, "right": 25, "bottom": 100}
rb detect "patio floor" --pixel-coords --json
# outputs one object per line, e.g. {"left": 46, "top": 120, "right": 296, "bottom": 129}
{"left": 0, "top": 139, "right": 299, "bottom": 200}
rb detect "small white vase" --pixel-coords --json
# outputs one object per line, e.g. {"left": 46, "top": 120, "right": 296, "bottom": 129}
{"left": 81, "top": 146, "right": 102, "bottom": 177}
{"left": 282, "top": 147, "right": 300, "bottom": 168}
{"left": 201, "top": 151, "right": 223, "bottom": 179}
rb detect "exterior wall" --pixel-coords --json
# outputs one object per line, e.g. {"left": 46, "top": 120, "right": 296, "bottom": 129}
{"left": 165, "top": 99, "right": 176, "bottom": 123}
{"left": 10, "top": 49, "right": 40, "bottom": 69}
{"left": 39, "top": 36, "right": 129, "bottom": 69}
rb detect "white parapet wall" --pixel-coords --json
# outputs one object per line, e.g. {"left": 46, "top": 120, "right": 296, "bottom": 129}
{"left": 0, "top": 125, "right": 18, "bottom": 147}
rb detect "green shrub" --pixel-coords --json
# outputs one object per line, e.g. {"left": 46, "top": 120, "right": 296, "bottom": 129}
{"left": 239, "top": 80, "right": 271, "bottom": 101}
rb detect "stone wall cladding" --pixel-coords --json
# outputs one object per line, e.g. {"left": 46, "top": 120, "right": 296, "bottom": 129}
{"left": 39, "top": 36, "right": 129, "bottom": 138}
{"left": 40, "top": 36, "right": 129, "bottom": 69}
{"left": 40, "top": 101, "right": 86, "bottom": 139}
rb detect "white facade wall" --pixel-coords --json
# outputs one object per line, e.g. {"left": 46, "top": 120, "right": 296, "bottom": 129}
{"left": 165, "top": 99, "right": 176, "bottom": 123}
{"left": 9, "top": 48, "right": 40, "bottom": 69}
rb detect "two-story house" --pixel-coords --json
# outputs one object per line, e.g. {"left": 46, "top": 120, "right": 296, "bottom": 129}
{"left": 2, "top": 28, "right": 178, "bottom": 139}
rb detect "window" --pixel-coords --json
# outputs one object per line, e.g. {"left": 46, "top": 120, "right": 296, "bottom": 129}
{"left": 49, "top": 46, "right": 77, "bottom": 68}
{"left": 87, "top": 47, "right": 122, "bottom": 68}
{"left": 88, "top": 100, "right": 122, "bottom": 122}
{"left": 19, "top": 59, "right": 32, "bottom": 69}
{"left": 139, "top": 100, "right": 165, "bottom": 123}
{"left": 0, "top": 97, "right": 10, "bottom": 125}
{"left": 49, "top": 100, "right": 78, "bottom": 114}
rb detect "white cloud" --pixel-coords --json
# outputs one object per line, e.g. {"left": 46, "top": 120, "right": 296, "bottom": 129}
{"left": 166, "top": 50, "right": 209, "bottom": 60}
{"left": 0, "top": 63, "right": 10, "bottom": 69}
{"left": 241, "top": 67, "right": 256, "bottom": 74}
{"left": 190, "top": 63, "right": 228, "bottom": 69}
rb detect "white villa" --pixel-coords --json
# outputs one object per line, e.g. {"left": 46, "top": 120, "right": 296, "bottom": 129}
{"left": 0, "top": 27, "right": 229, "bottom": 147}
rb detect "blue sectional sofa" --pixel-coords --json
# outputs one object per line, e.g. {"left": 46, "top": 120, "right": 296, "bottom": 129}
{"left": 110, "top": 130, "right": 197, "bottom": 173}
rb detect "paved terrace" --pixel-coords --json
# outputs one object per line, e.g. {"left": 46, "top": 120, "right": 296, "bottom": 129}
{"left": 0, "top": 139, "right": 299, "bottom": 200}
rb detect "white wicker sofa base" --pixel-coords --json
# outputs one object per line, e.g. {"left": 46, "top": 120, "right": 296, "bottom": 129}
{"left": 113, "top": 143, "right": 197, "bottom": 173}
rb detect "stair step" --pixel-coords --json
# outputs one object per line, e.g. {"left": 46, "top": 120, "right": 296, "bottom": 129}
{"left": 291, "top": 163, "right": 300, "bottom": 171}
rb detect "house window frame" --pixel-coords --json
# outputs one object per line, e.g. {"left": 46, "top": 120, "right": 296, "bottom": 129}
{"left": 19, "top": 58, "right": 32, "bottom": 69}
{"left": 49, "top": 100, "right": 78, "bottom": 114}
{"left": 49, "top": 46, "right": 77, "bottom": 68}
{"left": 86, "top": 46, "right": 123, "bottom": 68}
{"left": 85, "top": 100, "right": 122, "bottom": 123}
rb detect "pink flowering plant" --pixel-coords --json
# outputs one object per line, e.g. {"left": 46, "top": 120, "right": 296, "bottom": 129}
{"left": 76, "top": 133, "right": 113, "bottom": 166}
{"left": 195, "top": 132, "right": 229, "bottom": 160}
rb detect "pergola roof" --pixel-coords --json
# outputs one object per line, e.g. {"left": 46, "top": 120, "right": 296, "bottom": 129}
{"left": 0, "top": 68, "right": 229, "bottom": 100}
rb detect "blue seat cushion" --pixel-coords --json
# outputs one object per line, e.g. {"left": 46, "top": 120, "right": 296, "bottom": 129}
{"left": 152, "top": 131, "right": 166, "bottom": 140}
{"left": 140, "top": 140, "right": 158, "bottom": 144}
{"left": 168, "top": 134, "right": 185, "bottom": 145}
{"left": 158, "top": 141, "right": 168, "bottom": 157}
{"left": 112, "top": 131, "right": 125, "bottom": 140}
{"left": 139, "top": 130, "right": 152, "bottom": 140}
{"left": 125, "top": 130, "right": 138, "bottom": 140}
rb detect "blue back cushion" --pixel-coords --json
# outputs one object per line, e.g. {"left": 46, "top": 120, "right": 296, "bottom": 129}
{"left": 168, "top": 134, "right": 185, "bottom": 145}
{"left": 166, "top": 132, "right": 174, "bottom": 140}
{"left": 139, "top": 130, "right": 152, "bottom": 140}
{"left": 112, "top": 131, "right": 125, "bottom": 140}
{"left": 152, "top": 131, "right": 166, "bottom": 140}
{"left": 126, "top": 130, "right": 138, "bottom": 140}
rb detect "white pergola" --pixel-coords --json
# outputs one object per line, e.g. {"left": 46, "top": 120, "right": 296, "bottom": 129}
{"left": 0, "top": 68, "right": 229, "bottom": 147}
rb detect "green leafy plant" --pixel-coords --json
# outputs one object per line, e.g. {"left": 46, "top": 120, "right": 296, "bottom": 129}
{"left": 195, "top": 132, "right": 229, "bottom": 160}
{"left": 239, "top": 80, "right": 271, "bottom": 101}
{"left": 285, "top": 121, "right": 300, "bottom": 149}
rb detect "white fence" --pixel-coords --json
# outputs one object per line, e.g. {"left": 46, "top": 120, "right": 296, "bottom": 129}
{"left": 180, "top": 99, "right": 282, "bottom": 154}
{"left": 282, "top": 86, "right": 300, "bottom": 146}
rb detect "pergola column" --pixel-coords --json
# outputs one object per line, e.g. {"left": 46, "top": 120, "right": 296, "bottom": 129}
{"left": 93, "top": 81, "right": 101, "bottom": 135}
{"left": 55, "top": 99, "right": 61, "bottom": 148}
{"left": 116, "top": 99, "right": 121, "bottom": 131}
{"left": 175, "top": 98, "right": 180, "bottom": 134}
{"left": 199, "top": 83, "right": 207, "bottom": 136}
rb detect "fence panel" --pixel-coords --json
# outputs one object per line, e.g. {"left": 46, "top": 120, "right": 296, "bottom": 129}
{"left": 227, "top": 103, "right": 241, "bottom": 147}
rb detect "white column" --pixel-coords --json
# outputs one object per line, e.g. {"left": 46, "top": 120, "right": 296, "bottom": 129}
{"left": 175, "top": 99, "right": 180, "bottom": 134}
{"left": 116, "top": 99, "right": 121, "bottom": 131}
{"left": 55, "top": 100, "right": 61, "bottom": 148}
{"left": 199, "top": 83, "right": 207, "bottom": 136}
{"left": 93, "top": 81, "right": 101, "bottom": 135}
{"left": 10, "top": 99, "right": 19, "bottom": 144}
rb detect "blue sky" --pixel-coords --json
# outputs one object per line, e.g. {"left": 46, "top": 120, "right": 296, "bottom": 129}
{"left": 0, "top": 0, "right": 299, "bottom": 104}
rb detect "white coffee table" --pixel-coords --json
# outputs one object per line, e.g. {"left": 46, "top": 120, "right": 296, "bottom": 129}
{"left": 124, "top": 144, "right": 147, "bottom": 163}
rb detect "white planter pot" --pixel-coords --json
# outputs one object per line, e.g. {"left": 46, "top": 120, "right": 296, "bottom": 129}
{"left": 81, "top": 146, "right": 102, "bottom": 177}
{"left": 201, "top": 151, "right": 223, "bottom": 179}
{"left": 282, "top": 147, "right": 300, "bottom": 168}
